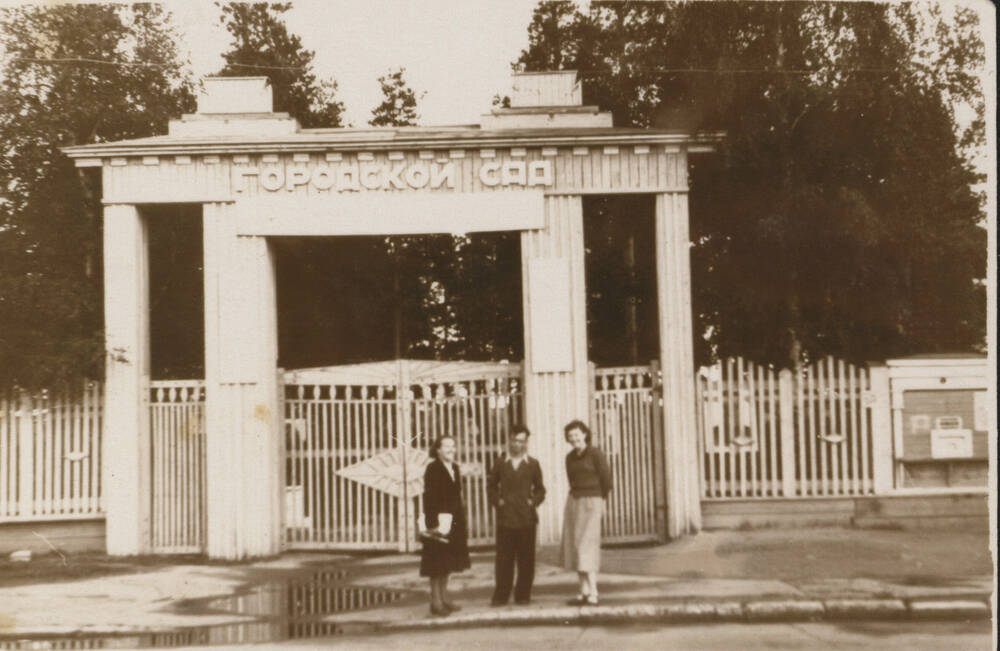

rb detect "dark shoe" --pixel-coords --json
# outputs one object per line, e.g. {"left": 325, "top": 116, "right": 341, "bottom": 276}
{"left": 429, "top": 604, "right": 450, "bottom": 617}
{"left": 566, "top": 595, "right": 587, "bottom": 606}
{"left": 443, "top": 601, "right": 462, "bottom": 612}
{"left": 514, "top": 598, "right": 531, "bottom": 605}
{"left": 490, "top": 599, "right": 508, "bottom": 607}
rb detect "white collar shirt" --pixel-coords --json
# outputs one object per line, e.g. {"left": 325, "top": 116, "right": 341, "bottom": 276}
{"left": 506, "top": 453, "right": 526, "bottom": 470}
{"left": 440, "top": 459, "right": 455, "bottom": 481}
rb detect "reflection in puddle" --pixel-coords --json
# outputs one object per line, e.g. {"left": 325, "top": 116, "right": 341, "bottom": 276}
{"left": 0, "top": 570, "right": 406, "bottom": 649}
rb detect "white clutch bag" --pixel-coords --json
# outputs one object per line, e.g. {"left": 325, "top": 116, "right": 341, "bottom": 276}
{"left": 420, "top": 512, "right": 452, "bottom": 536}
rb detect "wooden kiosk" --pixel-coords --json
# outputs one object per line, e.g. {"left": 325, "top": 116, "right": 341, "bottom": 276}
{"left": 65, "top": 72, "right": 719, "bottom": 558}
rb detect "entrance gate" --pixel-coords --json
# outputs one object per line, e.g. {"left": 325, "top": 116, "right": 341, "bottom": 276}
{"left": 590, "top": 363, "right": 665, "bottom": 543}
{"left": 282, "top": 360, "right": 522, "bottom": 551}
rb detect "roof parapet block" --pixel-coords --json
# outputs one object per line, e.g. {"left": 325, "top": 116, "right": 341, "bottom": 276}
{"left": 198, "top": 76, "right": 273, "bottom": 114}
{"left": 511, "top": 70, "right": 582, "bottom": 107}
{"left": 168, "top": 77, "right": 299, "bottom": 137}
{"left": 482, "top": 71, "right": 612, "bottom": 129}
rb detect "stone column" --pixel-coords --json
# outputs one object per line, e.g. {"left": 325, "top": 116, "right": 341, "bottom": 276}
{"left": 102, "top": 204, "right": 151, "bottom": 555}
{"left": 655, "top": 180, "right": 702, "bottom": 538}
{"left": 203, "top": 202, "right": 282, "bottom": 559}
{"left": 520, "top": 195, "right": 589, "bottom": 544}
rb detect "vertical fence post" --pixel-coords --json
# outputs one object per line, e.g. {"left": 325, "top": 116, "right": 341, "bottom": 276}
{"left": 276, "top": 368, "right": 286, "bottom": 551}
{"left": 868, "top": 363, "right": 894, "bottom": 494}
{"left": 0, "top": 390, "right": 8, "bottom": 518}
{"left": 397, "top": 360, "right": 412, "bottom": 553}
{"left": 650, "top": 359, "right": 666, "bottom": 538}
{"left": 587, "top": 361, "right": 597, "bottom": 435}
{"left": 17, "top": 391, "right": 34, "bottom": 518}
{"left": 778, "top": 370, "right": 796, "bottom": 497}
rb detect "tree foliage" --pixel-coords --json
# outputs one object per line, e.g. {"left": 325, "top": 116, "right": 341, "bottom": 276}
{"left": 370, "top": 67, "right": 422, "bottom": 127}
{"left": 518, "top": 1, "right": 987, "bottom": 367}
{"left": 0, "top": 4, "right": 195, "bottom": 390}
{"left": 216, "top": 2, "right": 344, "bottom": 127}
{"left": 366, "top": 68, "right": 523, "bottom": 362}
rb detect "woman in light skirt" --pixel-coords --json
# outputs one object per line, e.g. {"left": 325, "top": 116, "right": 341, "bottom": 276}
{"left": 560, "top": 420, "right": 611, "bottom": 606}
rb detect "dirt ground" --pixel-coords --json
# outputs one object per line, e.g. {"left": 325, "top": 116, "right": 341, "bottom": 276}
{"left": 545, "top": 526, "right": 994, "bottom": 582}
{"left": 2, "top": 526, "right": 993, "bottom": 590}
{"left": 0, "top": 551, "right": 241, "bottom": 588}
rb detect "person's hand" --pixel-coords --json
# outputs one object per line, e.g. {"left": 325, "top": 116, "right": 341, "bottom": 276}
{"left": 498, "top": 498, "right": 505, "bottom": 506}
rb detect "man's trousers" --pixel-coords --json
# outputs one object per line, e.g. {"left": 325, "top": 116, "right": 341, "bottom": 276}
{"left": 492, "top": 524, "right": 536, "bottom": 604}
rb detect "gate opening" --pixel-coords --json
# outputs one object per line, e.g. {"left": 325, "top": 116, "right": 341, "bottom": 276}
{"left": 271, "top": 232, "right": 523, "bottom": 368}
{"left": 272, "top": 233, "right": 525, "bottom": 551}
{"left": 583, "top": 194, "right": 659, "bottom": 367}
{"left": 144, "top": 204, "right": 207, "bottom": 553}
{"left": 145, "top": 204, "right": 204, "bottom": 380}
{"left": 583, "top": 195, "right": 664, "bottom": 542}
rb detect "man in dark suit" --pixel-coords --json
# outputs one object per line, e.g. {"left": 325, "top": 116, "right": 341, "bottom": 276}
{"left": 487, "top": 425, "right": 546, "bottom": 605}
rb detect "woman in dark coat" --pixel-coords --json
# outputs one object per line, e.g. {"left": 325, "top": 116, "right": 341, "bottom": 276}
{"left": 420, "top": 435, "right": 470, "bottom": 616}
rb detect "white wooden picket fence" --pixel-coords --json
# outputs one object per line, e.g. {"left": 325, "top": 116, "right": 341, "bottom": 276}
{"left": 0, "top": 383, "right": 104, "bottom": 521}
{"left": 2, "top": 354, "right": 882, "bottom": 545}
{"left": 697, "top": 356, "right": 875, "bottom": 499}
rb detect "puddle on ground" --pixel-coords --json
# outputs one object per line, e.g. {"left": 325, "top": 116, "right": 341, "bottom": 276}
{"left": 0, "top": 569, "right": 408, "bottom": 649}
{"left": 891, "top": 575, "right": 979, "bottom": 588}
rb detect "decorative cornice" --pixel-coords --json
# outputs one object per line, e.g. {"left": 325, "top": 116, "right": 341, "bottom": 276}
{"left": 62, "top": 131, "right": 725, "bottom": 161}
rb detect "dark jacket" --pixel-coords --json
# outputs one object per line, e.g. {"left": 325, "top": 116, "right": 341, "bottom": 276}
{"left": 420, "top": 458, "right": 470, "bottom": 577}
{"left": 487, "top": 455, "right": 546, "bottom": 529}
{"left": 565, "top": 445, "right": 612, "bottom": 499}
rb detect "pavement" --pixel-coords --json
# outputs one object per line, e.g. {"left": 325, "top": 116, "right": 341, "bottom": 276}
{"left": 0, "top": 527, "right": 994, "bottom": 644}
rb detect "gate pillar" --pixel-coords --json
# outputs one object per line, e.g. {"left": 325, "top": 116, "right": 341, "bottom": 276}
{"left": 655, "top": 187, "right": 702, "bottom": 537}
{"left": 203, "top": 202, "right": 282, "bottom": 559}
{"left": 102, "top": 204, "right": 152, "bottom": 555}
{"left": 521, "top": 195, "right": 589, "bottom": 545}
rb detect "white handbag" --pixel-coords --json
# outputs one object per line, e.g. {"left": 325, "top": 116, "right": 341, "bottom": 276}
{"left": 420, "top": 512, "right": 452, "bottom": 536}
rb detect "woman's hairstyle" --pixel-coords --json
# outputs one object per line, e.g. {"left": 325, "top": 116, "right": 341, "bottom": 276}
{"left": 428, "top": 435, "right": 456, "bottom": 460}
{"left": 563, "top": 419, "right": 592, "bottom": 445}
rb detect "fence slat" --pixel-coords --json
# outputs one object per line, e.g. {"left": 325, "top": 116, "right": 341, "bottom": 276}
{"left": 860, "top": 367, "right": 872, "bottom": 494}
{"left": 747, "top": 360, "right": 759, "bottom": 496}
{"left": 765, "top": 367, "right": 778, "bottom": 497}
{"left": 1, "top": 392, "right": 9, "bottom": 517}
{"left": 837, "top": 359, "right": 849, "bottom": 495}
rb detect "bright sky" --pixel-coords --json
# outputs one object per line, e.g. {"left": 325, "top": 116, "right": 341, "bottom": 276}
{"left": 169, "top": 0, "right": 541, "bottom": 127}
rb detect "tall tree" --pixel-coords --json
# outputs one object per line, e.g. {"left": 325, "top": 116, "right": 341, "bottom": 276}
{"left": 517, "top": 1, "right": 986, "bottom": 367}
{"left": 0, "top": 4, "right": 195, "bottom": 390}
{"left": 367, "top": 67, "right": 438, "bottom": 358}
{"left": 217, "top": 2, "right": 344, "bottom": 127}
{"left": 369, "top": 69, "right": 525, "bottom": 362}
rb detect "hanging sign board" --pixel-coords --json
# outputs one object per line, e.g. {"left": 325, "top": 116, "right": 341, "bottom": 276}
{"left": 237, "top": 191, "right": 545, "bottom": 236}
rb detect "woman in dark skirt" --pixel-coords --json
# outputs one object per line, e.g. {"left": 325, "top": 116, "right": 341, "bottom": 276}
{"left": 420, "top": 435, "right": 470, "bottom": 616}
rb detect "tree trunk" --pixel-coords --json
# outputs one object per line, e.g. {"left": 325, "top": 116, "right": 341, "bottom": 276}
{"left": 393, "top": 244, "right": 402, "bottom": 359}
{"left": 787, "top": 294, "right": 802, "bottom": 368}
{"left": 625, "top": 232, "right": 639, "bottom": 365}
